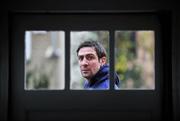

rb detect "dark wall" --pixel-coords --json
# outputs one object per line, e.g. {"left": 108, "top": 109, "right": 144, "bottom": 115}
{"left": 0, "top": 0, "right": 179, "bottom": 120}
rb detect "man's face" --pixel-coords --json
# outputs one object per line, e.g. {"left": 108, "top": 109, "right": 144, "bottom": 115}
{"left": 77, "top": 47, "right": 105, "bottom": 80}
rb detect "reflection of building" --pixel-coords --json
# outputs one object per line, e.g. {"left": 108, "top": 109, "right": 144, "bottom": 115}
{"left": 25, "top": 31, "right": 64, "bottom": 90}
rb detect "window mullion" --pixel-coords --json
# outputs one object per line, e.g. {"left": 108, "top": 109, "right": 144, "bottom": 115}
{"left": 109, "top": 30, "right": 115, "bottom": 90}
{"left": 65, "top": 30, "right": 70, "bottom": 90}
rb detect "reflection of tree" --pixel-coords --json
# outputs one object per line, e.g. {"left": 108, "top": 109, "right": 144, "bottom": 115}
{"left": 115, "top": 31, "right": 152, "bottom": 88}
{"left": 26, "top": 69, "right": 49, "bottom": 89}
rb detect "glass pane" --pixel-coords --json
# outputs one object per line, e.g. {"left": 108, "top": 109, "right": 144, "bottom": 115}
{"left": 70, "top": 31, "right": 111, "bottom": 90}
{"left": 25, "top": 31, "right": 65, "bottom": 90}
{"left": 115, "top": 31, "right": 155, "bottom": 90}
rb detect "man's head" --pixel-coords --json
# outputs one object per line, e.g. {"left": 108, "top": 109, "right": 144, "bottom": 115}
{"left": 76, "top": 40, "right": 107, "bottom": 80}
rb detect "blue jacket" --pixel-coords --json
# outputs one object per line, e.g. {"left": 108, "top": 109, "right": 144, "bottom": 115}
{"left": 84, "top": 64, "right": 120, "bottom": 90}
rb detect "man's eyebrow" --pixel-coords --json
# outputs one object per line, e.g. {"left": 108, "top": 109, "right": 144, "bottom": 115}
{"left": 86, "top": 53, "right": 95, "bottom": 56}
{"left": 77, "top": 54, "right": 83, "bottom": 58}
{"left": 78, "top": 53, "right": 95, "bottom": 56}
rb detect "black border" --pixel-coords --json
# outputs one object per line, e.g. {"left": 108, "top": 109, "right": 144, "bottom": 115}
{"left": 7, "top": 10, "right": 172, "bottom": 120}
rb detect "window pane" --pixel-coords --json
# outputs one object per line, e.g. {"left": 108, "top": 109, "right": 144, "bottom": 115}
{"left": 25, "top": 31, "right": 65, "bottom": 90}
{"left": 115, "top": 31, "right": 155, "bottom": 90}
{"left": 70, "top": 31, "right": 109, "bottom": 90}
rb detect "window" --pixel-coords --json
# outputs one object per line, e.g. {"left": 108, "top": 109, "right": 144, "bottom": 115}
{"left": 22, "top": 13, "right": 158, "bottom": 91}
{"left": 115, "top": 31, "right": 155, "bottom": 90}
{"left": 25, "top": 31, "right": 65, "bottom": 90}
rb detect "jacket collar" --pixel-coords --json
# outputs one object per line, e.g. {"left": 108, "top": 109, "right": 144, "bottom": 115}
{"left": 85, "top": 64, "right": 109, "bottom": 87}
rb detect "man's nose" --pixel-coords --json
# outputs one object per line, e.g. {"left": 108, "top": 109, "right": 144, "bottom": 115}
{"left": 81, "top": 58, "right": 88, "bottom": 66}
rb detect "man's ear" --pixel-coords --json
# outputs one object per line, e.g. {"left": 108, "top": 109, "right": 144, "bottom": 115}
{"left": 100, "top": 57, "right": 106, "bottom": 66}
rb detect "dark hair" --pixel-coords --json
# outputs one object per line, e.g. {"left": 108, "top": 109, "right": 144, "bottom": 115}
{"left": 76, "top": 40, "right": 107, "bottom": 59}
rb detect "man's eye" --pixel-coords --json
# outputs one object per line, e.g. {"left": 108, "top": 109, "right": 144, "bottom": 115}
{"left": 86, "top": 55, "right": 94, "bottom": 60}
{"left": 78, "top": 57, "right": 83, "bottom": 61}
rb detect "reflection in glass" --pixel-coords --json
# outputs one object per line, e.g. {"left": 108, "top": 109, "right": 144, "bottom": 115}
{"left": 115, "top": 31, "right": 155, "bottom": 89}
{"left": 25, "top": 31, "right": 65, "bottom": 90}
{"left": 70, "top": 31, "right": 109, "bottom": 90}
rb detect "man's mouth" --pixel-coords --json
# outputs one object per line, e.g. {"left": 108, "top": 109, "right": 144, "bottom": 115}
{"left": 81, "top": 70, "right": 89, "bottom": 73}
{"left": 82, "top": 70, "right": 89, "bottom": 72}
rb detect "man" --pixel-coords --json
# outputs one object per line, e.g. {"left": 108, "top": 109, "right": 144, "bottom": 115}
{"left": 76, "top": 40, "right": 120, "bottom": 90}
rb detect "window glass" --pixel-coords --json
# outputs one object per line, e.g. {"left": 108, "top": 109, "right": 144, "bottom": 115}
{"left": 115, "top": 31, "right": 155, "bottom": 90}
{"left": 70, "top": 31, "right": 109, "bottom": 90}
{"left": 25, "top": 31, "right": 65, "bottom": 90}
